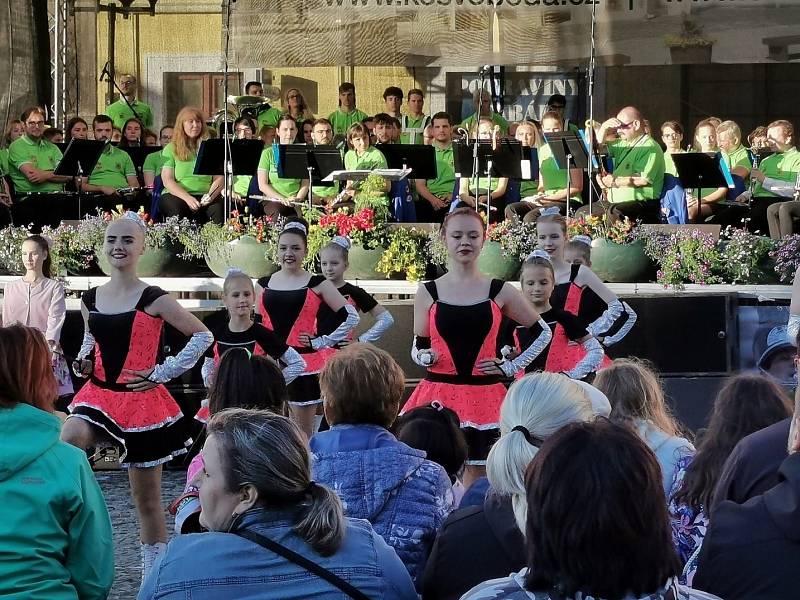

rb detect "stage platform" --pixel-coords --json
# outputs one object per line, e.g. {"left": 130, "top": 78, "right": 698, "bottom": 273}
{"left": 1, "top": 277, "right": 794, "bottom": 432}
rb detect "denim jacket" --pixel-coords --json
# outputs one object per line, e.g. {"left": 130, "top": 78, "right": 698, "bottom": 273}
{"left": 138, "top": 507, "right": 417, "bottom": 600}
{"left": 310, "top": 424, "right": 455, "bottom": 585}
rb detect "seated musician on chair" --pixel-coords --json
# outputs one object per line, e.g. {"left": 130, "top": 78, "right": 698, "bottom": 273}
{"left": 310, "top": 118, "right": 341, "bottom": 207}
{"left": 340, "top": 123, "right": 390, "bottom": 212}
{"left": 229, "top": 117, "right": 257, "bottom": 209}
{"left": 256, "top": 115, "right": 309, "bottom": 218}
{"left": 684, "top": 119, "right": 728, "bottom": 222}
{"left": 758, "top": 120, "right": 800, "bottom": 239}
{"left": 586, "top": 106, "right": 665, "bottom": 223}
{"left": 414, "top": 112, "right": 456, "bottom": 224}
{"left": 7, "top": 106, "right": 72, "bottom": 230}
{"left": 456, "top": 118, "right": 508, "bottom": 223}
{"left": 460, "top": 89, "right": 509, "bottom": 136}
{"left": 81, "top": 115, "right": 141, "bottom": 212}
{"left": 718, "top": 120, "right": 753, "bottom": 181}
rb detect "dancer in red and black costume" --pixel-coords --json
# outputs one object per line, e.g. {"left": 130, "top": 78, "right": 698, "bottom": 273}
{"left": 503, "top": 250, "right": 605, "bottom": 379}
{"left": 60, "top": 213, "right": 213, "bottom": 581}
{"left": 197, "top": 268, "right": 306, "bottom": 424}
{"left": 537, "top": 208, "right": 637, "bottom": 349}
{"left": 255, "top": 218, "right": 359, "bottom": 439}
{"left": 401, "top": 207, "right": 551, "bottom": 483}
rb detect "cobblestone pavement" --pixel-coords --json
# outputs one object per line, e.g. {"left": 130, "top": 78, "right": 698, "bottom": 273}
{"left": 95, "top": 469, "right": 185, "bottom": 600}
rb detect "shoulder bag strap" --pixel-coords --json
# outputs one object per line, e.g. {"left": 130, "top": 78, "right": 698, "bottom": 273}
{"left": 236, "top": 529, "right": 371, "bottom": 600}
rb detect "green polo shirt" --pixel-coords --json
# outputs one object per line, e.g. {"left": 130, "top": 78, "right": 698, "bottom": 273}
{"left": 105, "top": 98, "right": 153, "bottom": 129}
{"left": 257, "top": 146, "right": 301, "bottom": 198}
{"left": 256, "top": 107, "right": 284, "bottom": 130}
{"left": 663, "top": 150, "right": 685, "bottom": 177}
{"left": 754, "top": 147, "right": 800, "bottom": 197}
{"left": 89, "top": 144, "right": 136, "bottom": 189}
{"left": 538, "top": 143, "right": 581, "bottom": 203}
{"left": 344, "top": 146, "right": 387, "bottom": 171}
{"left": 426, "top": 144, "right": 456, "bottom": 197}
{"left": 312, "top": 182, "right": 339, "bottom": 199}
{"left": 606, "top": 135, "right": 665, "bottom": 203}
{"left": 142, "top": 150, "right": 165, "bottom": 177}
{"left": 0, "top": 148, "right": 8, "bottom": 176}
{"left": 460, "top": 111, "right": 509, "bottom": 136}
{"left": 161, "top": 142, "right": 212, "bottom": 195}
{"left": 328, "top": 108, "right": 369, "bottom": 136}
{"left": 722, "top": 144, "right": 753, "bottom": 175}
{"left": 400, "top": 114, "right": 430, "bottom": 144}
{"left": 519, "top": 179, "right": 540, "bottom": 198}
{"left": 8, "top": 135, "right": 64, "bottom": 193}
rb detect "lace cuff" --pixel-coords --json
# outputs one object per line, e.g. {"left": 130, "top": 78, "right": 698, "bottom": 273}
{"left": 201, "top": 356, "right": 215, "bottom": 388}
{"left": 311, "top": 304, "right": 360, "bottom": 350}
{"left": 280, "top": 347, "right": 307, "bottom": 385}
{"left": 565, "top": 338, "right": 604, "bottom": 380}
{"left": 789, "top": 314, "right": 800, "bottom": 346}
{"left": 150, "top": 330, "right": 214, "bottom": 384}
{"left": 499, "top": 319, "right": 552, "bottom": 377}
{"left": 587, "top": 299, "right": 624, "bottom": 338}
{"left": 603, "top": 302, "right": 638, "bottom": 346}
{"left": 358, "top": 311, "right": 395, "bottom": 343}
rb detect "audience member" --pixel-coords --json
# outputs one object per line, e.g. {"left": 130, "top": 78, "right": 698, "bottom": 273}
{"left": 422, "top": 373, "right": 594, "bottom": 600}
{"left": 0, "top": 324, "right": 114, "bottom": 600}
{"left": 692, "top": 382, "right": 800, "bottom": 600}
{"left": 462, "top": 419, "right": 720, "bottom": 600}
{"left": 594, "top": 358, "right": 694, "bottom": 494}
{"left": 668, "top": 373, "right": 791, "bottom": 583}
{"left": 141, "top": 408, "right": 417, "bottom": 599}
{"left": 311, "top": 344, "right": 454, "bottom": 586}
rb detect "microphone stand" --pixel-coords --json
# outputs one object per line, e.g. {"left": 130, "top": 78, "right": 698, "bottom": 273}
{"left": 472, "top": 66, "right": 488, "bottom": 208}
{"left": 586, "top": 0, "right": 598, "bottom": 215}
{"left": 221, "top": 0, "right": 234, "bottom": 219}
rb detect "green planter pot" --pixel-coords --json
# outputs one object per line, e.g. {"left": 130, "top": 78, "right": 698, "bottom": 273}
{"left": 347, "top": 244, "right": 385, "bottom": 279}
{"left": 204, "top": 235, "right": 278, "bottom": 278}
{"left": 590, "top": 238, "right": 652, "bottom": 283}
{"left": 478, "top": 240, "right": 521, "bottom": 281}
{"left": 96, "top": 240, "right": 183, "bottom": 277}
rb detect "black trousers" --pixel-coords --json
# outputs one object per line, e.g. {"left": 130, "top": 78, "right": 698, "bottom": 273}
{"left": 576, "top": 198, "right": 661, "bottom": 223}
{"left": 12, "top": 193, "right": 73, "bottom": 232}
{"left": 158, "top": 192, "right": 224, "bottom": 224}
{"left": 504, "top": 200, "right": 568, "bottom": 222}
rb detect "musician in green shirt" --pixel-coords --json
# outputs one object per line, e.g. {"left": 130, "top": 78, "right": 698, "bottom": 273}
{"left": 718, "top": 120, "right": 753, "bottom": 180}
{"left": 256, "top": 115, "right": 309, "bottom": 217}
{"left": 105, "top": 74, "right": 153, "bottom": 129}
{"left": 328, "top": 82, "right": 369, "bottom": 137}
{"left": 757, "top": 120, "right": 800, "bottom": 238}
{"left": 82, "top": 115, "right": 139, "bottom": 197}
{"left": 400, "top": 89, "right": 431, "bottom": 144}
{"left": 415, "top": 112, "right": 455, "bottom": 223}
{"left": 460, "top": 89, "right": 509, "bottom": 136}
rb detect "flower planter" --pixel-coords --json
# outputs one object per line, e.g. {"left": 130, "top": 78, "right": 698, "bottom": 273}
{"left": 478, "top": 240, "right": 521, "bottom": 281}
{"left": 590, "top": 238, "right": 652, "bottom": 283}
{"left": 204, "top": 235, "right": 278, "bottom": 279}
{"left": 347, "top": 244, "right": 385, "bottom": 280}
{"left": 669, "top": 45, "right": 713, "bottom": 64}
{"left": 96, "top": 241, "right": 184, "bottom": 277}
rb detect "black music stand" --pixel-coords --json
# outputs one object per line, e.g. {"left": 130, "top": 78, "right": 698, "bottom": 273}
{"left": 544, "top": 131, "right": 589, "bottom": 217}
{"left": 195, "top": 139, "right": 264, "bottom": 177}
{"left": 375, "top": 143, "right": 437, "bottom": 180}
{"left": 454, "top": 140, "right": 525, "bottom": 216}
{"left": 121, "top": 145, "right": 163, "bottom": 178}
{"left": 277, "top": 144, "right": 345, "bottom": 211}
{"left": 54, "top": 139, "right": 106, "bottom": 219}
{"left": 672, "top": 152, "right": 731, "bottom": 224}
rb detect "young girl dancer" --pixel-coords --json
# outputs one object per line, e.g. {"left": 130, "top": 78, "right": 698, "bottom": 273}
{"left": 317, "top": 236, "right": 394, "bottom": 346}
{"left": 506, "top": 250, "right": 604, "bottom": 379}
{"left": 1, "top": 234, "right": 72, "bottom": 403}
{"left": 255, "top": 218, "right": 359, "bottom": 438}
{"left": 200, "top": 269, "right": 306, "bottom": 389}
{"left": 537, "top": 208, "right": 637, "bottom": 347}
{"left": 401, "top": 207, "right": 551, "bottom": 484}
{"left": 60, "top": 212, "right": 213, "bottom": 579}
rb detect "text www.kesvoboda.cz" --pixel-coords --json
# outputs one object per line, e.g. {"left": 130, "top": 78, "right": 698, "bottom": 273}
{"left": 325, "top": 0, "right": 600, "bottom": 6}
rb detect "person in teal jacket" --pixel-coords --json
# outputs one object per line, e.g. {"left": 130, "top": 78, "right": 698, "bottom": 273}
{"left": 0, "top": 324, "right": 114, "bottom": 600}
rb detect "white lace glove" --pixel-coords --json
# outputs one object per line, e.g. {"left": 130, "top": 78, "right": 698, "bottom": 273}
{"left": 72, "top": 329, "right": 96, "bottom": 378}
{"left": 201, "top": 356, "right": 215, "bottom": 388}
{"left": 150, "top": 331, "right": 214, "bottom": 384}
{"left": 358, "top": 311, "right": 395, "bottom": 343}
{"left": 310, "top": 304, "right": 360, "bottom": 350}
{"left": 789, "top": 314, "right": 800, "bottom": 346}
{"left": 280, "top": 347, "right": 307, "bottom": 384}
{"left": 587, "top": 299, "right": 624, "bottom": 338}
{"left": 565, "top": 337, "right": 605, "bottom": 380}
{"left": 411, "top": 335, "right": 435, "bottom": 367}
{"left": 498, "top": 319, "right": 552, "bottom": 378}
{"left": 602, "top": 302, "right": 638, "bottom": 346}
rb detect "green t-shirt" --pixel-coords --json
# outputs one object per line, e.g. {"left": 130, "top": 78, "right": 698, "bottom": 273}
{"left": 256, "top": 107, "right": 284, "bottom": 130}
{"left": 312, "top": 182, "right": 339, "bottom": 199}
{"left": 722, "top": 144, "right": 752, "bottom": 175}
{"left": 426, "top": 144, "right": 456, "bottom": 197}
{"left": 400, "top": 114, "right": 430, "bottom": 144}
{"left": 8, "top": 135, "right": 64, "bottom": 193}
{"left": 328, "top": 108, "right": 369, "bottom": 136}
{"left": 344, "top": 146, "right": 387, "bottom": 171}
{"left": 257, "top": 145, "right": 302, "bottom": 198}
{"left": 663, "top": 150, "right": 685, "bottom": 177}
{"left": 538, "top": 143, "right": 581, "bottom": 203}
{"left": 460, "top": 111, "right": 509, "bottom": 136}
{"left": 754, "top": 147, "right": 800, "bottom": 197}
{"left": 89, "top": 144, "right": 136, "bottom": 188}
{"left": 105, "top": 98, "right": 153, "bottom": 129}
{"left": 233, "top": 175, "right": 252, "bottom": 197}
{"left": 142, "top": 150, "right": 165, "bottom": 177}
{"left": 161, "top": 142, "right": 212, "bottom": 195}
{"left": 0, "top": 148, "right": 8, "bottom": 177}
{"left": 519, "top": 179, "right": 540, "bottom": 198}
{"left": 606, "top": 135, "right": 665, "bottom": 204}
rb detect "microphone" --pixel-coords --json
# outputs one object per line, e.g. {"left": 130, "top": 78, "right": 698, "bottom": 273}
{"left": 478, "top": 65, "right": 492, "bottom": 75}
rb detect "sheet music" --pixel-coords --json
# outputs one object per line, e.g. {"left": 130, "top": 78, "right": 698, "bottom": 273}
{"left": 322, "top": 168, "right": 412, "bottom": 182}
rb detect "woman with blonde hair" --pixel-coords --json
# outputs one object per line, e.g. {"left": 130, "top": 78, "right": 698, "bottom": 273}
{"left": 421, "top": 372, "right": 595, "bottom": 600}
{"left": 283, "top": 87, "right": 314, "bottom": 133}
{"left": 158, "top": 106, "right": 224, "bottom": 223}
{"left": 594, "top": 358, "right": 694, "bottom": 494}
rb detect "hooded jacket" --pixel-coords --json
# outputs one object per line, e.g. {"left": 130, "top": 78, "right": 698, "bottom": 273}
{"left": 634, "top": 419, "right": 695, "bottom": 496}
{"left": 693, "top": 451, "right": 800, "bottom": 600}
{"left": 310, "top": 424, "right": 455, "bottom": 585}
{"left": 0, "top": 403, "right": 113, "bottom": 600}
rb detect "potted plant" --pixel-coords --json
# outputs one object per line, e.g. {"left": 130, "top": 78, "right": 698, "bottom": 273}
{"left": 716, "top": 226, "right": 777, "bottom": 285}
{"left": 769, "top": 234, "right": 800, "bottom": 283}
{"left": 0, "top": 225, "right": 34, "bottom": 275}
{"left": 664, "top": 15, "right": 715, "bottom": 64}
{"left": 640, "top": 227, "right": 720, "bottom": 289}
{"left": 314, "top": 208, "right": 389, "bottom": 279}
{"left": 376, "top": 226, "right": 430, "bottom": 281}
{"left": 570, "top": 215, "right": 652, "bottom": 283}
{"left": 180, "top": 211, "right": 282, "bottom": 279}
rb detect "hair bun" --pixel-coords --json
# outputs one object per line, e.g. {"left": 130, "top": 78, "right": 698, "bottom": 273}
{"left": 570, "top": 235, "right": 592, "bottom": 247}
{"left": 331, "top": 236, "right": 352, "bottom": 251}
{"left": 526, "top": 249, "right": 553, "bottom": 263}
{"left": 539, "top": 206, "right": 561, "bottom": 217}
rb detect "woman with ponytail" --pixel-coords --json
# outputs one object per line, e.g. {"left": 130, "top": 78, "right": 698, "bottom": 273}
{"left": 140, "top": 408, "right": 416, "bottom": 600}
{"left": 421, "top": 372, "right": 595, "bottom": 600}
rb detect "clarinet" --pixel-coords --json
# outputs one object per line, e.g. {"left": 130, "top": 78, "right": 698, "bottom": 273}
{"left": 794, "top": 168, "right": 800, "bottom": 202}
{"left": 749, "top": 153, "right": 760, "bottom": 196}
